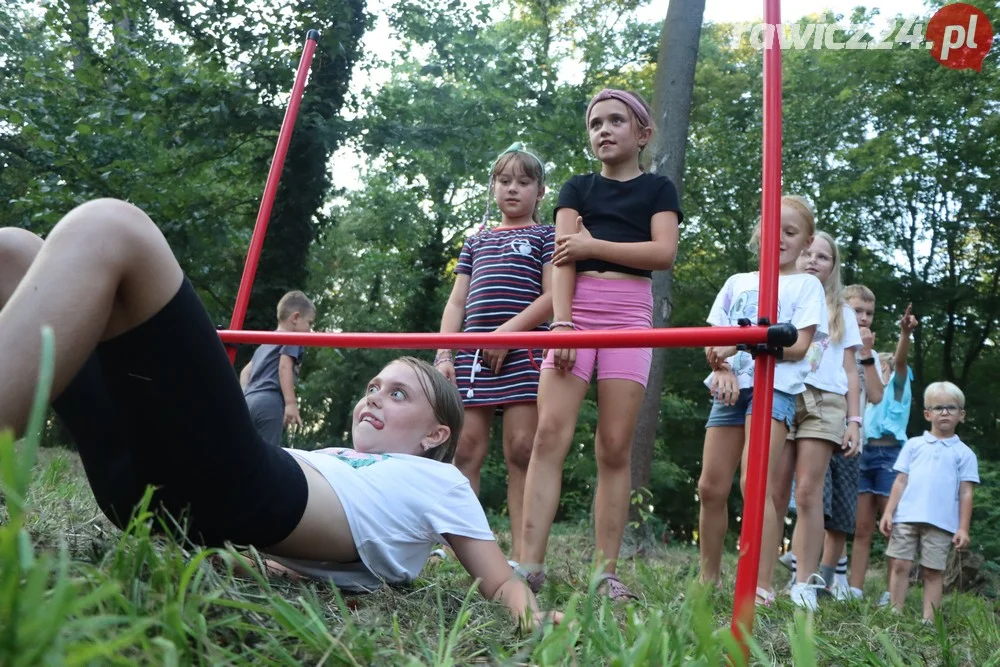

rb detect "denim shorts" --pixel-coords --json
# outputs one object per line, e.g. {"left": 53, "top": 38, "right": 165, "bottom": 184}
{"left": 705, "top": 388, "right": 796, "bottom": 429}
{"left": 858, "top": 444, "right": 902, "bottom": 497}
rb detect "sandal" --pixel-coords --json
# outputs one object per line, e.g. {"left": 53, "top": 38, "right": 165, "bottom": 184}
{"left": 597, "top": 573, "right": 639, "bottom": 602}
{"left": 513, "top": 564, "right": 547, "bottom": 594}
{"left": 755, "top": 587, "right": 775, "bottom": 607}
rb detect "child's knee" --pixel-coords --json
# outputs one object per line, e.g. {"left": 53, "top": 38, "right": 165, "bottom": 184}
{"left": 504, "top": 430, "right": 533, "bottom": 470}
{"left": 698, "top": 476, "right": 728, "bottom": 507}
{"left": 532, "top": 416, "right": 573, "bottom": 457}
{"left": 891, "top": 559, "right": 912, "bottom": 576}
{"left": 453, "top": 433, "right": 488, "bottom": 470}
{"left": 0, "top": 227, "right": 43, "bottom": 266}
{"left": 595, "top": 431, "right": 631, "bottom": 469}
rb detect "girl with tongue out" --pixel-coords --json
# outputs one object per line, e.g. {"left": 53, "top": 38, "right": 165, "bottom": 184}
{"left": 0, "top": 199, "right": 558, "bottom": 630}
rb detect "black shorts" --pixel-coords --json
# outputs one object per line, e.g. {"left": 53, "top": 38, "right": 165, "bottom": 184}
{"left": 52, "top": 279, "right": 308, "bottom": 547}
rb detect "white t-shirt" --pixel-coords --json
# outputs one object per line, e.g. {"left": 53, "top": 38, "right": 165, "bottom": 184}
{"left": 705, "top": 271, "right": 828, "bottom": 395}
{"left": 271, "top": 448, "right": 495, "bottom": 592}
{"left": 892, "top": 432, "right": 980, "bottom": 534}
{"left": 805, "top": 304, "right": 862, "bottom": 395}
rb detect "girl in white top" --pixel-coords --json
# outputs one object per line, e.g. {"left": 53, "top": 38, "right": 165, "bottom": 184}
{"left": 0, "top": 201, "right": 560, "bottom": 631}
{"left": 772, "top": 231, "right": 863, "bottom": 609}
{"left": 697, "top": 196, "right": 827, "bottom": 606}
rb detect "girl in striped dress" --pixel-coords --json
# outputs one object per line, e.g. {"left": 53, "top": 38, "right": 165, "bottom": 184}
{"left": 435, "top": 143, "right": 554, "bottom": 566}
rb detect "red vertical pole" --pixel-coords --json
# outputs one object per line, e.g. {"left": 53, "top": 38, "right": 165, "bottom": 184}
{"left": 226, "top": 30, "right": 321, "bottom": 363}
{"left": 731, "top": 0, "right": 783, "bottom": 659}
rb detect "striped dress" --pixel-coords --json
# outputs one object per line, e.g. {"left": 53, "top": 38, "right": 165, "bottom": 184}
{"left": 453, "top": 224, "right": 555, "bottom": 407}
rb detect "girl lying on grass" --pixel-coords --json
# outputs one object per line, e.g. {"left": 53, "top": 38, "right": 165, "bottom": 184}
{"left": 0, "top": 198, "right": 560, "bottom": 629}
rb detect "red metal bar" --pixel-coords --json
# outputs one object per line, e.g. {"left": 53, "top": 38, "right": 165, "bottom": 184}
{"left": 217, "top": 325, "right": 773, "bottom": 350}
{"left": 227, "top": 30, "right": 321, "bottom": 363}
{"left": 731, "top": 0, "right": 783, "bottom": 656}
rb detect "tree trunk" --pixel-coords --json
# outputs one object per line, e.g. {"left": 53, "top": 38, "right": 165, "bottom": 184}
{"left": 628, "top": 0, "right": 705, "bottom": 540}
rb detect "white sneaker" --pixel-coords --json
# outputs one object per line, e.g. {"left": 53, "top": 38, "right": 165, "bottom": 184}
{"left": 778, "top": 551, "right": 796, "bottom": 571}
{"left": 877, "top": 591, "right": 892, "bottom": 607}
{"left": 849, "top": 586, "right": 864, "bottom": 600}
{"left": 830, "top": 580, "right": 852, "bottom": 601}
{"left": 790, "top": 574, "right": 826, "bottom": 611}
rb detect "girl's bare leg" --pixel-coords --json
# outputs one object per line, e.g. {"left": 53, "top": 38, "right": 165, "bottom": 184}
{"left": 453, "top": 406, "right": 495, "bottom": 494}
{"left": 520, "top": 370, "right": 589, "bottom": 567}
{"left": 745, "top": 417, "right": 790, "bottom": 594}
{"left": 593, "top": 378, "right": 644, "bottom": 575}
{"left": 0, "top": 200, "right": 183, "bottom": 437}
{"left": 922, "top": 568, "right": 943, "bottom": 621}
{"left": 789, "top": 438, "right": 833, "bottom": 584}
{"left": 697, "top": 426, "right": 744, "bottom": 584}
{"left": 502, "top": 402, "right": 537, "bottom": 564}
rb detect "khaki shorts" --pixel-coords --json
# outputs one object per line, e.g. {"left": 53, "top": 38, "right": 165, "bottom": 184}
{"left": 886, "top": 522, "right": 953, "bottom": 571}
{"left": 787, "top": 387, "right": 847, "bottom": 444}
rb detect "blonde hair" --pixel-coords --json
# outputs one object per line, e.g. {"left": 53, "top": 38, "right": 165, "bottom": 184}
{"left": 491, "top": 150, "right": 546, "bottom": 223}
{"left": 276, "top": 290, "right": 315, "bottom": 322}
{"left": 748, "top": 194, "right": 817, "bottom": 255}
{"left": 812, "top": 231, "right": 845, "bottom": 343}
{"left": 393, "top": 357, "right": 464, "bottom": 462}
{"left": 843, "top": 284, "right": 875, "bottom": 304}
{"left": 923, "top": 381, "right": 966, "bottom": 409}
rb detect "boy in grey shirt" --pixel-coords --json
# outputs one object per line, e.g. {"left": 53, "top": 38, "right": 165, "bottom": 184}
{"left": 241, "top": 291, "right": 315, "bottom": 445}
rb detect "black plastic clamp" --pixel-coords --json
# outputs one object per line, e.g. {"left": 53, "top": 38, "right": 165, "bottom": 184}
{"left": 735, "top": 318, "right": 798, "bottom": 360}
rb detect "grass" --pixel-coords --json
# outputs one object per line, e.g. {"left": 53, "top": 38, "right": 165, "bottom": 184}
{"left": 2, "top": 337, "right": 998, "bottom": 664}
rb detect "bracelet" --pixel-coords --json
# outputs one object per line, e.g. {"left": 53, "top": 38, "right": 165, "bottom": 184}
{"left": 847, "top": 416, "right": 863, "bottom": 425}
{"left": 859, "top": 356, "right": 876, "bottom": 366}
{"left": 550, "top": 321, "right": 575, "bottom": 330}
{"left": 433, "top": 352, "right": 453, "bottom": 366}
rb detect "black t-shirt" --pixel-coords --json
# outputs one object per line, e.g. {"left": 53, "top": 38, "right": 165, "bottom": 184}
{"left": 554, "top": 172, "right": 683, "bottom": 278}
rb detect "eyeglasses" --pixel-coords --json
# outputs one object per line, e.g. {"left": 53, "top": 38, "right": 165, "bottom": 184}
{"left": 927, "top": 405, "right": 961, "bottom": 415}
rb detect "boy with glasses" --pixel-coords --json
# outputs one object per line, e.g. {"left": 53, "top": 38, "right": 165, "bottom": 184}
{"left": 879, "top": 381, "right": 979, "bottom": 620}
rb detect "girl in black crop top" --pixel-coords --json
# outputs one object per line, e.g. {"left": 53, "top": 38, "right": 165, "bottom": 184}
{"left": 519, "top": 89, "right": 682, "bottom": 601}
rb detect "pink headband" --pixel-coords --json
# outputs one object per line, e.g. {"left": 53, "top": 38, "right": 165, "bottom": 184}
{"left": 586, "top": 89, "right": 652, "bottom": 128}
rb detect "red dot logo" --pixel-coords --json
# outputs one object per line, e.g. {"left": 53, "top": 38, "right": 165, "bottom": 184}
{"left": 927, "top": 3, "right": 993, "bottom": 71}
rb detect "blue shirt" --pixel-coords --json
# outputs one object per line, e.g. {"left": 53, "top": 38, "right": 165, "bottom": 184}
{"left": 892, "top": 431, "right": 980, "bottom": 533}
{"left": 864, "top": 367, "right": 912, "bottom": 444}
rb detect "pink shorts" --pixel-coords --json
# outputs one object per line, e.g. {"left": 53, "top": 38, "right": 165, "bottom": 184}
{"left": 541, "top": 275, "right": 653, "bottom": 387}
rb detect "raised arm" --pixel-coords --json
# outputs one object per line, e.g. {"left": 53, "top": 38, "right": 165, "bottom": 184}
{"left": 893, "top": 303, "right": 917, "bottom": 391}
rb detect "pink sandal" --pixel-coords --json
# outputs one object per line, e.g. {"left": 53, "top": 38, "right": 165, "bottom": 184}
{"left": 597, "top": 573, "right": 639, "bottom": 602}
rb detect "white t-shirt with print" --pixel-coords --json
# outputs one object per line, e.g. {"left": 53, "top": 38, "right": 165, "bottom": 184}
{"left": 805, "top": 303, "right": 862, "bottom": 395}
{"left": 271, "top": 448, "right": 495, "bottom": 592}
{"left": 705, "top": 271, "right": 828, "bottom": 395}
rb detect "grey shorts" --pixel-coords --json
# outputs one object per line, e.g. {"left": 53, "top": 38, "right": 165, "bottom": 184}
{"left": 245, "top": 390, "right": 284, "bottom": 446}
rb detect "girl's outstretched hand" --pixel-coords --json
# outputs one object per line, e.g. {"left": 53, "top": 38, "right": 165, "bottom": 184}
{"left": 553, "top": 217, "right": 594, "bottom": 266}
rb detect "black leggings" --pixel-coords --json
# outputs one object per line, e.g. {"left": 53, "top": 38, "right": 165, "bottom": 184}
{"left": 52, "top": 279, "right": 308, "bottom": 547}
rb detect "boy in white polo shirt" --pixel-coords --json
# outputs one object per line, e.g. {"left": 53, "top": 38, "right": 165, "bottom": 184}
{"left": 879, "top": 381, "right": 979, "bottom": 620}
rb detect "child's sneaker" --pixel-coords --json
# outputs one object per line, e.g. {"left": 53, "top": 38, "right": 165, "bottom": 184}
{"left": 877, "top": 591, "right": 892, "bottom": 607}
{"left": 790, "top": 574, "right": 826, "bottom": 611}
{"left": 830, "top": 575, "right": 854, "bottom": 601}
{"left": 778, "top": 551, "right": 796, "bottom": 571}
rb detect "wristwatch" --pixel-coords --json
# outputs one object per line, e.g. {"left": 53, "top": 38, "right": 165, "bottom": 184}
{"left": 859, "top": 357, "right": 876, "bottom": 366}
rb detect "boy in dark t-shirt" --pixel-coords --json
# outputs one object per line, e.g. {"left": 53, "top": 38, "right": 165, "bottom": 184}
{"left": 241, "top": 290, "right": 315, "bottom": 446}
